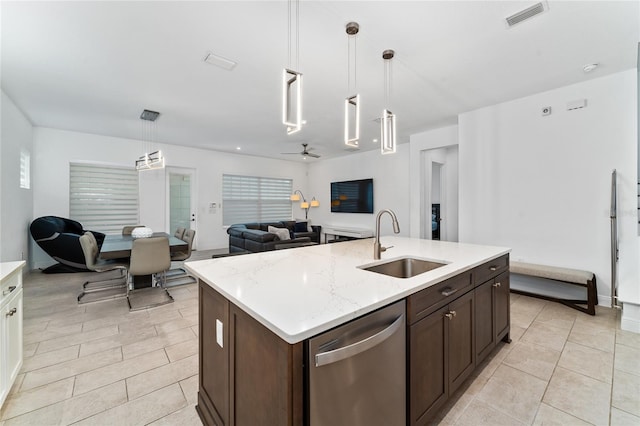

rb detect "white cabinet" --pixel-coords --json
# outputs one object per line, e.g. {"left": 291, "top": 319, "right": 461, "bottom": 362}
{"left": 0, "top": 261, "right": 25, "bottom": 408}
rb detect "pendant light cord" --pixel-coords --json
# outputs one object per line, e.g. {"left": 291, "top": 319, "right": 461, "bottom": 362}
{"left": 287, "top": 0, "right": 300, "bottom": 70}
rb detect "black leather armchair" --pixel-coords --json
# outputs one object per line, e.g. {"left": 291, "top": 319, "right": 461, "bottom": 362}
{"left": 30, "top": 216, "right": 106, "bottom": 273}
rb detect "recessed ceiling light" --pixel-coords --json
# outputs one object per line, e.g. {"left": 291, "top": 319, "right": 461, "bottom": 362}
{"left": 583, "top": 63, "right": 599, "bottom": 73}
{"left": 203, "top": 52, "right": 237, "bottom": 71}
{"left": 236, "top": 146, "right": 241, "bottom": 150}
{"left": 373, "top": 138, "right": 379, "bottom": 143}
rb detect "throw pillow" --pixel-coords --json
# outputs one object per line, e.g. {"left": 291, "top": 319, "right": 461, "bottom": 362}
{"left": 268, "top": 225, "right": 290, "bottom": 241}
{"left": 294, "top": 221, "right": 308, "bottom": 233}
{"left": 295, "top": 218, "right": 313, "bottom": 232}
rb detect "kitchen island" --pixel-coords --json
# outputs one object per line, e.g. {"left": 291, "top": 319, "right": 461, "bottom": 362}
{"left": 185, "top": 237, "right": 511, "bottom": 425}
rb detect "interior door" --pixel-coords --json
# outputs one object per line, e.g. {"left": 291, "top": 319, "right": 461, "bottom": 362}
{"left": 167, "top": 167, "right": 197, "bottom": 249}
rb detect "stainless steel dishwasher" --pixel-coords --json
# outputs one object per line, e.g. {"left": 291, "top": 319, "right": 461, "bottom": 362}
{"left": 308, "top": 300, "right": 406, "bottom": 425}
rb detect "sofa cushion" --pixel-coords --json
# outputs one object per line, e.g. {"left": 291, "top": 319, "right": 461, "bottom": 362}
{"left": 227, "top": 226, "right": 246, "bottom": 237}
{"left": 242, "top": 229, "right": 277, "bottom": 243}
{"left": 268, "top": 226, "right": 290, "bottom": 241}
{"left": 294, "top": 221, "right": 308, "bottom": 232}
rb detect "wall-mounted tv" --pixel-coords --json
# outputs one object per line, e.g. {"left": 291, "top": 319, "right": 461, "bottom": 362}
{"left": 330, "top": 178, "right": 374, "bottom": 214}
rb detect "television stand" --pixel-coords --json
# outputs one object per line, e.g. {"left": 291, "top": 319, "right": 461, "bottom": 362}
{"left": 323, "top": 227, "right": 374, "bottom": 244}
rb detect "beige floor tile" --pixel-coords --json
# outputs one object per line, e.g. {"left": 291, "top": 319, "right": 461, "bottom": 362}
{"left": 534, "top": 303, "right": 577, "bottom": 331}
{"left": 610, "top": 407, "right": 640, "bottom": 426}
{"left": 475, "top": 364, "right": 547, "bottom": 424}
{"left": 569, "top": 322, "right": 616, "bottom": 353}
{"left": 532, "top": 402, "right": 591, "bottom": 425}
{"left": 73, "top": 348, "right": 168, "bottom": 395}
{"left": 454, "top": 398, "right": 526, "bottom": 426}
{"left": 116, "top": 309, "right": 183, "bottom": 334}
{"left": 0, "top": 377, "right": 74, "bottom": 420}
{"left": 473, "top": 341, "right": 513, "bottom": 380}
{"left": 78, "top": 325, "right": 157, "bottom": 357}
{"left": 510, "top": 309, "right": 538, "bottom": 329}
{"left": 503, "top": 340, "right": 561, "bottom": 381}
{"left": 73, "top": 383, "right": 187, "bottom": 426}
{"left": 558, "top": 341, "right": 614, "bottom": 384}
{"left": 615, "top": 343, "right": 640, "bottom": 376}
{"left": 434, "top": 392, "right": 475, "bottom": 425}
{"left": 508, "top": 324, "right": 526, "bottom": 343}
{"left": 21, "top": 347, "right": 122, "bottom": 391}
{"left": 612, "top": 369, "right": 640, "bottom": 417}
{"left": 22, "top": 343, "right": 38, "bottom": 359}
{"left": 191, "top": 325, "right": 199, "bottom": 337}
{"left": 35, "top": 325, "right": 119, "bottom": 354}
{"left": 21, "top": 345, "right": 79, "bottom": 373}
{"left": 22, "top": 323, "right": 83, "bottom": 346}
{"left": 126, "top": 354, "right": 198, "bottom": 400}
{"left": 165, "top": 338, "right": 198, "bottom": 362}
{"left": 521, "top": 321, "right": 570, "bottom": 352}
{"left": 617, "top": 329, "right": 640, "bottom": 350}
{"left": 179, "top": 375, "right": 199, "bottom": 405}
{"left": 3, "top": 381, "right": 127, "bottom": 426}
{"left": 573, "top": 306, "right": 619, "bottom": 331}
{"left": 543, "top": 366, "right": 611, "bottom": 425}
{"left": 122, "top": 327, "right": 196, "bottom": 359}
{"left": 155, "top": 315, "right": 199, "bottom": 334}
{"left": 148, "top": 404, "right": 202, "bottom": 426}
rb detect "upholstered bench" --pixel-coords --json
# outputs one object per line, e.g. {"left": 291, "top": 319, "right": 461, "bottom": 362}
{"left": 510, "top": 261, "right": 597, "bottom": 315}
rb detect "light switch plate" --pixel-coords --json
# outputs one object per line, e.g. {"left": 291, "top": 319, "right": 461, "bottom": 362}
{"left": 216, "top": 319, "right": 223, "bottom": 348}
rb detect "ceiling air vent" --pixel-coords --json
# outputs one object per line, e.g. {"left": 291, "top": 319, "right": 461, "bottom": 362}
{"left": 505, "top": 2, "right": 546, "bottom": 27}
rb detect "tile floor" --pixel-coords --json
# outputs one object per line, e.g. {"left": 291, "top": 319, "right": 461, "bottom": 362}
{"left": 1, "top": 252, "right": 639, "bottom": 425}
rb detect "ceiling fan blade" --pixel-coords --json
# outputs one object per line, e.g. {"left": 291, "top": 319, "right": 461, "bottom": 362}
{"left": 306, "top": 152, "right": 321, "bottom": 158}
{"left": 280, "top": 152, "right": 302, "bottom": 155}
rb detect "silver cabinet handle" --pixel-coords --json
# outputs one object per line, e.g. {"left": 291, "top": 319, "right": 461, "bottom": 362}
{"left": 493, "top": 282, "right": 501, "bottom": 288}
{"left": 5, "top": 308, "right": 17, "bottom": 317}
{"left": 315, "top": 314, "right": 404, "bottom": 367}
{"left": 441, "top": 287, "right": 458, "bottom": 297}
{"left": 2, "top": 286, "right": 16, "bottom": 296}
{"left": 444, "top": 310, "right": 457, "bottom": 320}
{"left": 489, "top": 266, "right": 498, "bottom": 271}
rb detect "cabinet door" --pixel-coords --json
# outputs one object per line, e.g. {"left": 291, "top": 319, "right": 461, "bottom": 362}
{"left": 475, "top": 279, "right": 495, "bottom": 363}
{"left": 447, "top": 290, "right": 475, "bottom": 395}
{"left": 198, "top": 282, "right": 230, "bottom": 426}
{"left": 409, "top": 305, "right": 449, "bottom": 426}
{"left": 5, "top": 289, "right": 23, "bottom": 385}
{"left": 494, "top": 272, "right": 510, "bottom": 342}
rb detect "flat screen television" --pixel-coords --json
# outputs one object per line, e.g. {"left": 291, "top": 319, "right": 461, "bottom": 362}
{"left": 330, "top": 178, "right": 374, "bottom": 213}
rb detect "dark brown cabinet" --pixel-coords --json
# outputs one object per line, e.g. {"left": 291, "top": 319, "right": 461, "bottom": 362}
{"left": 408, "top": 288, "right": 475, "bottom": 426}
{"left": 197, "top": 283, "right": 303, "bottom": 426}
{"left": 474, "top": 258, "right": 511, "bottom": 364}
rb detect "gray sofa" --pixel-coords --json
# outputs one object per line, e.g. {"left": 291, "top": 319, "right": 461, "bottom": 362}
{"left": 227, "top": 221, "right": 321, "bottom": 253}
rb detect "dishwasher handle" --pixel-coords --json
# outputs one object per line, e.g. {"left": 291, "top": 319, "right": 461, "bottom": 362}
{"left": 314, "top": 313, "right": 404, "bottom": 367}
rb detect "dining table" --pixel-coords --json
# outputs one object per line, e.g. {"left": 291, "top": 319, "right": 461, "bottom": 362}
{"left": 99, "top": 232, "right": 187, "bottom": 260}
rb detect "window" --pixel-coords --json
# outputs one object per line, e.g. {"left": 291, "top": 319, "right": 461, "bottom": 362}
{"left": 69, "top": 163, "right": 139, "bottom": 234}
{"left": 222, "top": 174, "right": 293, "bottom": 225}
{"left": 19, "top": 149, "right": 30, "bottom": 189}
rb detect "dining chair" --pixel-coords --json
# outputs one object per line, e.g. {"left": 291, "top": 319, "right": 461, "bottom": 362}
{"left": 166, "top": 229, "right": 197, "bottom": 286}
{"left": 174, "top": 227, "right": 186, "bottom": 240}
{"left": 77, "top": 232, "right": 129, "bottom": 304}
{"left": 127, "top": 236, "right": 173, "bottom": 310}
{"left": 122, "top": 225, "right": 145, "bottom": 236}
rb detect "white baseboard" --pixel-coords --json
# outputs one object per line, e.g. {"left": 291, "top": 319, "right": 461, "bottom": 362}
{"left": 621, "top": 302, "right": 640, "bottom": 334}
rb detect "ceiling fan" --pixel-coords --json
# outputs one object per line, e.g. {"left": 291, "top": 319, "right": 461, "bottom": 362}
{"left": 281, "top": 143, "right": 321, "bottom": 159}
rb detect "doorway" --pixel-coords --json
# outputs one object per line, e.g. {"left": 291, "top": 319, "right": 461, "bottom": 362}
{"left": 420, "top": 146, "right": 458, "bottom": 241}
{"left": 166, "top": 167, "right": 197, "bottom": 249}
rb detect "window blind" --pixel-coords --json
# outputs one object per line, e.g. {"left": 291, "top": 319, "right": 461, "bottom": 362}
{"left": 69, "top": 163, "right": 139, "bottom": 234}
{"left": 19, "top": 149, "right": 30, "bottom": 189}
{"left": 222, "top": 174, "right": 293, "bottom": 225}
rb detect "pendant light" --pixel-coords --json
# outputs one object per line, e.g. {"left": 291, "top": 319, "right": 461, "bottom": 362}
{"left": 344, "top": 22, "right": 360, "bottom": 148}
{"left": 283, "top": 0, "right": 303, "bottom": 135}
{"left": 381, "top": 49, "right": 397, "bottom": 155}
{"left": 136, "top": 109, "right": 165, "bottom": 171}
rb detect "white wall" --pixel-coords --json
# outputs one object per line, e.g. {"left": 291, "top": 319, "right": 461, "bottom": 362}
{"left": 31, "top": 127, "right": 309, "bottom": 269}
{"left": 307, "top": 145, "right": 410, "bottom": 238}
{"left": 458, "top": 70, "right": 638, "bottom": 314}
{"left": 1, "top": 91, "right": 33, "bottom": 263}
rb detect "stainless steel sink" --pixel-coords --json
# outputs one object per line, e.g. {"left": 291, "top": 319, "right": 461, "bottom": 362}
{"left": 359, "top": 257, "right": 447, "bottom": 279}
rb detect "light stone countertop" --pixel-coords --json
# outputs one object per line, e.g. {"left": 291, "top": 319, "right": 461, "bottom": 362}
{"left": 0, "top": 261, "right": 25, "bottom": 283}
{"left": 185, "top": 237, "right": 510, "bottom": 344}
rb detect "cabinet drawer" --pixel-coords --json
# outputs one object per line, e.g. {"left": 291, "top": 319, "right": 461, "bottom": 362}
{"left": 473, "top": 255, "right": 509, "bottom": 286}
{"left": 407, "top": 271, "right": 472, "bottom": 324}
{"left": 0, "top": 271, "right": 21, "bottom": 308}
